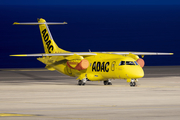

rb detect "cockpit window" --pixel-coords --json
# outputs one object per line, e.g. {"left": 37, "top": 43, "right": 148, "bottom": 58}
{"left": 126, "top": 61, "right": 135, "bottom": 65}
{"left": 119, "top": 61, "right": 125, "bottom": 65}
{"left": 134, "top": 61, "right": 138, "bottom": 65}
{"left": 119, "top": 61, "right": 138, "bottom": 66}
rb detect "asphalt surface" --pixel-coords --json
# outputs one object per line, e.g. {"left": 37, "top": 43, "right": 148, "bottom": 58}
{"left": 0, "top": 66, "right": 180, "bottom": 120}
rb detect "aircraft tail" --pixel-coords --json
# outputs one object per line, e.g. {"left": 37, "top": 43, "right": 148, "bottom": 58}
{"left": 13, "top": 18, "right": 69, "bottom": 54}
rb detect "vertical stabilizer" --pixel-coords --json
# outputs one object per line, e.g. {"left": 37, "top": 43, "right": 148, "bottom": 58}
{"left": 38, "top": 18, "right": 69, "bottom": 53}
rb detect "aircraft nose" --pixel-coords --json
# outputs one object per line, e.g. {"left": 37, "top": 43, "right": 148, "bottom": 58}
{"left": 136, "top": 68, "right": 144, "bottom": 78}
{"left": 126, "top": 67, "right": 144, "bottom": 78}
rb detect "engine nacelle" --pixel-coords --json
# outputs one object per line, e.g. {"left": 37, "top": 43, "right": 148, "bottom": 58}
{"left": 136, "top": 58, "right": 145, "bottom": 68}
{"left": 67, "top": 59, "right": 89, "bottom": 71}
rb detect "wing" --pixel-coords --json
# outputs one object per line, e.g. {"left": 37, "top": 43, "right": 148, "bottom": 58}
{"left": 10, "top": 51, "right": 173, "bottom": 57}
{"left": 10, "top": 52, "right": 97, "bottom": 57}
{"left": 101, "top": 52, "right": 173, "bottom": 55}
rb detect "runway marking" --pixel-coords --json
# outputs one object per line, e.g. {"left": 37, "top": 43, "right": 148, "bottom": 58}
{"left": 0, "top": 113, "right": 37, "bottom": 117}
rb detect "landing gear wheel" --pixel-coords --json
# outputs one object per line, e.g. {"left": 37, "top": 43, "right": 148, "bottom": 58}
{"left": 130, "top": 82, "right": 133, "bottom": 86}
{"left": 103, "top": 81, "right": 108, "bottom": 85}
{"left": 108, "top": 82, "right": 112, "bottom": 85}
{"left": 130, "top": 82, "right": 136, "bottom": 87}
{"left": 82, "top": 82, "right": 86, "bottom": 86}
{"left": 78, "top": 78, "right": 87, "bottom": 86}
{"left": 104, "top": 80, "right": 112, "bottom": 85}
{"left": 133, "top": 82, "right": 136, "bottom": 86}
{"left": 78, "top": 80, "right": 82, "bottom": 85}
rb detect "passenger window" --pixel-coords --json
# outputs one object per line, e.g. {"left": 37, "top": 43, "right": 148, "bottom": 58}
{"left": 126, "top": 61, "right": 135, "bottom": 65}
{"left": 119, "top": 61, "right": 125, "bottom": 65}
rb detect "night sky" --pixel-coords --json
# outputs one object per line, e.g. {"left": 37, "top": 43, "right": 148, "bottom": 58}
{"left": 1, "top": 0, "right": 180, "bottom": 5}
{"left": 0, "top": 1, "right": 180, "bottom": 68}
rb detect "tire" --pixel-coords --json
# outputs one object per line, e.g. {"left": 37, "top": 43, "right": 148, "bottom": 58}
{"left": 133, "top": 82, "right": 136, "bottom": 86}
{"left": 78, "top": 80, "right": 82, "bottom": 85}
{"left": 130, "top": 82, "right": 133, "bottom": 87}
{"left": 108, "top": 82, "right": 112, "bottom": 85}
{"left": 104, "top": 81, "right": 108, "bottom": 85}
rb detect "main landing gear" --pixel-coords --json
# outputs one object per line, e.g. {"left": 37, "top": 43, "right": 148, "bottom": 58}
{"left": 78, "top": 78, "right": 87, "bottom": 86}
{"left": 130, "top": 79, "right": 137, "bottom": 87}
{"left": 103, "top": 79, "right": 112, "bottom": 85}
{"left": 78, "top": 78, "right": 112, "bottom": 86}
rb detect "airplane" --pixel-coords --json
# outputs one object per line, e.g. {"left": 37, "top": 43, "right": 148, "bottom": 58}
{"left": 11, "top": 18, "right": 173, "bottom": 87}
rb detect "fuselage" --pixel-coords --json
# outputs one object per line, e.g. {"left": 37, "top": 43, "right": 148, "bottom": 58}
{"left": 40, "top": 53, "right": 144, "bottom": 81}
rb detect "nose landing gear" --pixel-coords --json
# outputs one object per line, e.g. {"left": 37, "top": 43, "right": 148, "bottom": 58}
{"left": 130, "top": 79, "right": 137, "bottom": 87}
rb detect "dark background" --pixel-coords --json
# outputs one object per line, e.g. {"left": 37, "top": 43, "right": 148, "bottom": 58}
{"left": 0, "top": 5, "right": 179, "bottom": 68}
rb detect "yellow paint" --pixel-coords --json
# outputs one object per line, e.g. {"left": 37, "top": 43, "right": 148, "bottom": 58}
{"left": 0, "top": 113, "right": 36, "bottom": 117}
{"left": 65, "top": 54, "right": 83, "bottom": 61}
{"left": 10, "top": 55, "right": 27, "bottom": 57}
{"left": 126, "top": 53, "right": 139, "bottom": 60}
{"left": 11, "top": 18, "right": 174, "bottom": 84}
{"left": 87, "top": 73, "right": 104, "bottom": 81}
{"left": 13, "top": 22, "right": 19, "bottom": 25}
{"left": 127, "top": 79, "right": 131, "bottom": 83}
{"left": 45, "top": 65, "right": 55, "bottom": 71}
{"left": 38, "top": 18, "right": 69, "bottom": 54}
{"left": 77, "top": 73, "right": 87, "bottom": 80}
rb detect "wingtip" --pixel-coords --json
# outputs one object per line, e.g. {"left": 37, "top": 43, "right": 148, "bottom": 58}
{"left": 10, "top": 54, "right": 27, "bottom": 57}
{"left": 170, "top": 53, "right": 174, "bottom": 55}
{"left": 13, "top": 22, "right": 19, "bottom": 25}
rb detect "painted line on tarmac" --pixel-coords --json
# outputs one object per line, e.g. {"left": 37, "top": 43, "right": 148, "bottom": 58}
{"left": 0, "top": 113, "right": 106, "bottom": 120}
{"left": 0, "top": 113, "right": 38, "bottom": 117}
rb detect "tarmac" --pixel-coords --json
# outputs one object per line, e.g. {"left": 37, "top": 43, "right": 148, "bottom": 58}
{"left": 0, "top": 66, "right": 180, "bottom": 120}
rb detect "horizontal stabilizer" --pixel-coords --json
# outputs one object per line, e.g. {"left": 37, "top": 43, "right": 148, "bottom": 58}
{"left": 13, "top": 22, "right": 67, "bottom": 25}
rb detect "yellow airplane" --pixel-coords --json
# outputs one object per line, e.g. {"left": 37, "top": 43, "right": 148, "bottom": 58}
{"left": 11, "top": 18, "right": 173, "bottom": 87}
